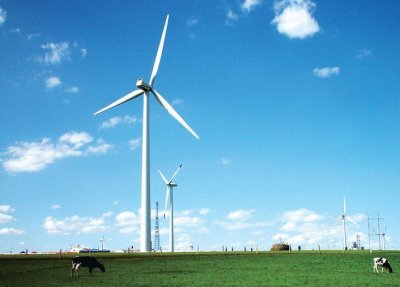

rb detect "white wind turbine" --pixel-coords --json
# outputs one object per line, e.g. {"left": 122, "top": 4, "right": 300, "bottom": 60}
{"left": 94, "top": 15, "right": 199, "bottom": 252}
{"left": 335, "top": 195, "right": 357, "bottom": 251}
{"left": 159, "top": 164, "right": 182, "bottom": 252}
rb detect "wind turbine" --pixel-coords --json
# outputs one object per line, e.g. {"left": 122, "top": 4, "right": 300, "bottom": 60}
{"left": 382, "top": 226, "right": 394, "bottom": 250}
{"left": 335, "top": 195, "right": 357, "bottom": 251}
{"left": 159, "top": 164, "right": 182, "bottom": 252}
{"left": 94, "top": 15, "right": 199, "bottom": 252}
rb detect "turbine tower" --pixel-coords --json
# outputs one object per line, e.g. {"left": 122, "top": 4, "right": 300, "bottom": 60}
{"left": 94, "top": 15, "right": 199, "bottom": 252}
{"left": 159, "top": 164, "right": 182, "bottom": 252}
{"left": 335, "top": 195, "right": 357, "bottom": 250}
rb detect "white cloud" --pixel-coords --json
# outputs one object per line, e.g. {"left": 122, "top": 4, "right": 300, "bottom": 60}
{"left": 0, "top": 205, "right": 14, "bottom": 213}
{"left": 221, "top": 157, "right": 231, "bottom": 165}
{"left": 175, "top": 216, "right": 204, "bottom": 227}
{"left": 129, "top": 138, "right": 141, "bottom": 150}
{"left": 0, "top": 7, "right": 6, "bottom": 27}
{"left": 313, "top": 66, "right": 340, "bottom": 78}
{"left": 2, "top": 131, "right": 111, "bottom": 173}
{"left": 0, "top": 213, "right": 14, "bottom": 224}
{"left": 66, "top": 86, "right": 79, "bottom": 93}
{"left": 187, "top": 17, "right": 199, "bottom": 26}
{"left": 282, "top": 208, "right": 323, "bottom": 223}
{"left": 225, "top": 9, "right": 239, "bottom": 25}
{"left": 274, "top": 208, "right": 366, "bottom": 249}
{"left": 99, "top": 115, "right": 137, "bottom": 129}
{"left": 45, "top": 76, "right": 61, "bottom": 89}
{"left": 39, "top": 42, "right": 71, "bottom": 64}
{"left": 241, "top": 0, "right": 262, "bottom": 12}
{"left": 199, "top": 208, "right": 210, "bottom": 215}
{"left": 227, "top": 209, "right": 255, "bottom": 221}
{"left": 357, "top": 49, "right": 372, "bottom": 59}
{"left": 43, "top": 213, "right": 111, "bottom": 235}
{"left": 50, "top": 204, "right": 61, "bottom": 210}
{"left": 80, "top": 48, "right": 87, "bottom": 58}
{"left": 171, "top": 98, "right": 183, "bottom": 106}
{"left": 272, "top": 0, "right": 320, "bottom": 39}
{"left": 214, "top": 209, "right": 271, "bottom": 231}
{"left": 9, "top": 28, "right": 21, "bottom": 34}
{"left": 115, "top": 211, "right": 140, "bottom": 234}
{"left": 0, "top": 228, "right": 25, "bottom": 235}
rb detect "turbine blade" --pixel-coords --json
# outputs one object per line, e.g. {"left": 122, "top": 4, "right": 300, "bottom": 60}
{"left": 335, "top": 217, "right": 343, "bottom": 224}
{"left": 169, "top": 164, "right": 182, "bottom": 184}
{"left": 346, "top": 215, "right": 358, "bottom": 225}
{"left": 94, "top": 89, "right": 144, "bottom": 115}
{"left": 149, "top": 15, "right": 169, "bottom": 86}
{"left": 164, "top": 187, "right": 170, "bottom": 215}
{"left": 152, "top": 88, "right": 200, "bottom": 139}
{"left": 158, "top": 170, "right": 169, "bottom": 184}
{"left": 343, "top": 195, "right": 346, "bottom": 215}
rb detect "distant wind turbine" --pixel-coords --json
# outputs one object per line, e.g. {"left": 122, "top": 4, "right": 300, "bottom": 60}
{"left": 335, "top": 195, "right": 357, "bottom": 251}
{"left": 159, "top": 164, "right": 182, "bottom": 252}
{"left": 94, "top": 15, "right": 199, "bottom": 252}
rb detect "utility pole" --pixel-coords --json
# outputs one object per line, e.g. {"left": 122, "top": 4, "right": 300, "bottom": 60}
{"left": 370, "top": 213, "right": 384, "bottom": 250}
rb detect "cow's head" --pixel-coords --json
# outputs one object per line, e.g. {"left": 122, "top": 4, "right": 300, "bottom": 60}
{"left": 99, "top": 263, "right": 106, "bottom": 273}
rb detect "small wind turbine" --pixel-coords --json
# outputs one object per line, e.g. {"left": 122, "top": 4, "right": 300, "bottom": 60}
{"left": 335, "top": 195, "right": 357, "bottom": 251}
{"left": 94, "top": 15, "right": 199, "bottom": 252}
{"left": 159, "top": 164, "right": 182, "bottom": 252}
{"left": 382, "top": 226, "right": 394, "bottom": 250}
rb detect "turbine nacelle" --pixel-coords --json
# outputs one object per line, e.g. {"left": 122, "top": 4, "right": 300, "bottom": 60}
{"left": 136, "top": 78, "right": 152, "bottom": 91}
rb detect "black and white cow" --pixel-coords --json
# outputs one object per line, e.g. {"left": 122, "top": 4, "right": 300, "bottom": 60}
{"left": 373, "top": 257, "right": 393, "bottom": 273}
{"left": 71, "top": 256, "right": 106, "bottom": 277}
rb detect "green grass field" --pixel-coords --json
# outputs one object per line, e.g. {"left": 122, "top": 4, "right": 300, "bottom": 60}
{"left": 0, "top": 251, "right": 398, "bottom": 286}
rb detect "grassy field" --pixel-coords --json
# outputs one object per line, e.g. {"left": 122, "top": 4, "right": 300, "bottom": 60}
{"left": 0, "top": 251, "right": 398, "bottom": 286}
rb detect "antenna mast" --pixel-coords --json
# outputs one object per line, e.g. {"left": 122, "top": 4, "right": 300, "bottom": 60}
{"left": 154, "top": 202, "right": 160, "bottom": 251}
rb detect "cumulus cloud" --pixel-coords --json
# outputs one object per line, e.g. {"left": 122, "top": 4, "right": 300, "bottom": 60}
{"left": 225, "top": 9, "right": 239, "bottom": 25}
{"left": 313, "top": 66, "right": 340, "bottom": 78}
{"left": 66, "top": 86, "right": 79, "bottom": 93}
{"left": 227, "top": 209, "right": 255, "bottom": 221}
{"left": 274, "top": 208, "right": 366, "bottom": 249}
{"left": 115, "top": 211, "right": 140, "bottom": 234}
{"left": 225, "top": 0, "right": 262, "bottom": 25}
{"left": 129, "top": 138, "right": 141, "bottom": 150}
{"left": 0, "top": 228, "right": 25, "bottom": 235}
{"left": 214, "top": 209, "right": 271, "bottom": 231}
{"left": 99, "top": 115, "right": 137, "bottom": 129}
{"left": 241, "top": 0, "right": 263, "bottom": 12}
{"left": 43, "top": 212, "right": 112, "bottom": 235}
{"left": 187, "top": 17, "right": 199, "bottom": 26}
{"left": 357, "top": 49, "right": 372, "bottom": 59}
{"left": 0, "top": 205, "right": 25, "bottom": 235}
{"left": 39, "top": 42, "right": 71, "bottom": 64}
{"left": 50, "top": 204, "right": 61, "bottom": 210}
{"left": 0, "top": 213, "right": 14, "bottom": 224}
{"left": 2, "top": 131, "right": 111, "bottom": 173}
{"left": 80, "top": 48, "right": 87, "bottom": 58}
{"left": 45, "top": 76, "right": 61, "bottom": 89}
{"left": 0, "top": 6, "right": 6, "bottom": 27}
{"left": 221, "top": 158, "right": 231, "bottom": 165}
{"left": 0, "top": 205, "right": 14, "bottom": 213}
{"left": 272, "top": 0, "right": 320, "bottom": 39}
{"left": 199, "top": 208, "right": 210, "bottom": 215}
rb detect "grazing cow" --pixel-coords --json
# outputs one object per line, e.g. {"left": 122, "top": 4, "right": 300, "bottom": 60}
{"left": 373, "top": 257, "right": 393, "bottom": 273}
{"left": 71, "top": 256, "right": 106, "bottom": 277}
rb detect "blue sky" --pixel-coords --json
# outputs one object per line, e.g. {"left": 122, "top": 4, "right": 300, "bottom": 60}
{"left": 1, "top": 0, "right": 399, "bottom": 253}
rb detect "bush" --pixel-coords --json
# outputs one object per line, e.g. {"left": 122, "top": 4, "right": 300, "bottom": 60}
{"left": 270, "top": 243, "right": 290, "bottom": 251}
